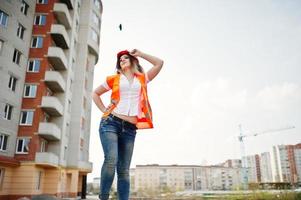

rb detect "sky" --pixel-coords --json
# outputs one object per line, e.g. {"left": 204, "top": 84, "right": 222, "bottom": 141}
{"left": 88, "top": 0, "right": 301, "bottom": 182}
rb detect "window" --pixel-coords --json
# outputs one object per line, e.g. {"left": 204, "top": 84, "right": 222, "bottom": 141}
{"left": 0, "top": 168, "right": 5, "bottom": 190}
{"left": 40, "top": 140, "right": 46, "bottom": 152}
{"left": 8, "top": 75, "right": 17, "bottom": 91}
{"left": 75, "top": 19, "right": 79, "bottom": 32}
{"left": 37, "top": 0, "right": 48, "bottom": 4}
{"left": 20, "top": 111, "right": 34, "bottom": 125}
{"left": 17, "top": 23, "right": 25, "bottom": 39}
{"left": 20, "top": 0, "right": 29, "bottom": 15}
{"left": 0, "top": 40, "right": 3, "bottom": 52}
{"left": 77, "top": 1, "right": 81, "bottom": 13}
{"left": 43, "top": 113, "right": 49, "bottom": 122}
{"left": 80, "top": 117, "right": 85, "bottom": 129}
{"left": 67, "top": 100, "right": 71, "bottom": 112}
{"left": 84, "top": 78, "right": 87, "bottom": 89}
{"left": 34, "top": 15, "right": 46, "bottom": 25}
{"left": 92, "top": 12, "right": 99, "bottom": 28}
{"left": 83, "top": 97, "right": 86, "bottom": 109}
{"left": 27, "top": 60, "right": 40, "bottom": 72}
{"left": 90, "top": 28, "right": 98, "bottom": 42}
{"left": 0, "top": 10, "right": 8, "bottom": 27}
{"left": 13, "top": 49, "right": 22, "bottom": 65}
{"left": 36, "top": 171, "right": 42, "bottom": 190}
{"left": 31, "top": 36, "right": 43, "bottom": 48}
{"left": 0, "top": 134, "right": 8, "bottom": 151}
{"left": 16, "top": 138, "right": 30, "bottom": 153}
{"left": 69, "top": 79, "right": 73, "bottom": 90}
{"left": 23, "top": 84, "right": 37, "bottom": 98}
{"left": 94, "top": 0, "right": 100, "bottom": 9}
{"left": 63, "top": 146, "right": 67, "bottom": 160}
{"left": 4, "top": 104, "right": 13, "bottom": 120}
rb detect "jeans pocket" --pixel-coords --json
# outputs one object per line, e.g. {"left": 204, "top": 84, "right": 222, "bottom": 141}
{"left": 101, "top": 115, "right": 113, "bottom": 124}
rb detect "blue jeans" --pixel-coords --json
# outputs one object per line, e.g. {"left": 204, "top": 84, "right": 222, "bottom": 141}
{"left": 98, "top": 114, "right": 137, "bottom": 200}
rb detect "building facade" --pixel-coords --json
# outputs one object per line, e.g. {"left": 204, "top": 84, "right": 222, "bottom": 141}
{"left": 260, "top": 152, "right": 273, "bottom": 182}
{"left": 221, "top": 159, "right": 242, "bottom": 168}
{"left": 133, "top": 164, "right": 244, "bottom": 192}
{"left": 0, "top": 0, "right": 102, "bottom": 199}
{"left": 243, "top": 154, "right": 261, "bottom": 183}
{"left": 270, "top": 143, "right": 301, "bottom": 184}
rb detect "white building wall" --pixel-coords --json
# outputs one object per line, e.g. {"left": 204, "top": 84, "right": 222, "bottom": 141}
{"left": 260, "top": 152, "right": 273, "bottom": 182}
{"left": 134, "top": 165, "right": 243, "bottom": 192}
{"left": 294, "top": 149, "right": 301, "bottom": 183}
{"left": 244, "top": 155, "right": 258, "bottom": 183}
{"left": 271, "top": 145, "right": 292, "bottom": 182}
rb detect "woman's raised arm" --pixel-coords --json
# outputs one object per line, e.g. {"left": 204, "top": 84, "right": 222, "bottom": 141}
{"left": 130, "top": 49, "right": 164, "bottom": 81}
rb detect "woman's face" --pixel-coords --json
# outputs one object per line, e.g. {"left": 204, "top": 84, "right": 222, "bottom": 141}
{"left": 119, "top": 54, "right": 131, "bottom": 70}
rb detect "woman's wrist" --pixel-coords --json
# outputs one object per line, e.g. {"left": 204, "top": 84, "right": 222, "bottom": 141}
{"left": 101, "top": 107, "right": 108, "bottom": 113}
{"left": 138, "top": 51, "right": 146, "bottom": 58}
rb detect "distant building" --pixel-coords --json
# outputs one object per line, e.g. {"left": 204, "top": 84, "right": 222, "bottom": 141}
{"left": 134, "top": 164, "right": 244, "bottom": 192}
{"left": 91, "top": 143, "right": 301, "bottom": 193}
{"left": 93, "top": 175, "right": 117, "bottom": 193}
{"left": 92, "top": 177, "right": 100, "bottom": 190}
{"left": 203, "top": 166, "right": 242, "bottom": 190}
{"left": 271, "top": 143, "right": 301, "bottom": 183}
{"left": 294, "top": 147, "right": 301, "bottom": 183}
{"left": 243, "top": 155, "right": 261, "bottom": 183}
{"left": 221, "top": 159, "right": 242, "bottom": 168}
{"left": 260, "top": 152, "right": 273, "bottom": 182}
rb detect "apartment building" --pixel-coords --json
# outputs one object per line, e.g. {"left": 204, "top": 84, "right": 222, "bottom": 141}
{"left": 0, "top": 0, "right": 36, "bottom": 160}
{"left": 270, "top": 143, "right": 301, "bottom": 184}
{"left": 260, "top": 152, "right": 273, "bottom": 182}
{"left": 133, "top": 164, "right": 244, "bottom": 192}
{"left": 221, "top": 159, "right": 242, "bottom": 168}
{"left": 0, "top": 0, "right": 102, "bottom": 199}
{"left": 294, "top": 147, "right": 301, "bottom": 183}
{"left": 243, "top": 154, "right": 261, "bottom": 183}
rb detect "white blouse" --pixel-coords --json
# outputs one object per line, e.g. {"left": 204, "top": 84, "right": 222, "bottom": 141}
{"left": 102, "top": 74, "right": 149, "bottom": 116}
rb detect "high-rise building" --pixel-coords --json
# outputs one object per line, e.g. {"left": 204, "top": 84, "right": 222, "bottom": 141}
{"left": 243, "top": 154, "right": 261, "bottom": 183}
{"left": 0, "top": 0, "right": 102, "bottom": 199}
{"left": 294, "top": 147, "right": 301, "bottom": 183}
{"left": 270, "top": 143, "right": 301, "bottom": 183}
{"left": 260, "top": 152, "right": 273, "bottom": 182}
{"left": 0, "top": 0, "right": 36, "bottom": 162}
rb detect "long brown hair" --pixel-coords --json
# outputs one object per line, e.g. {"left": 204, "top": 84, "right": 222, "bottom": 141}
{"left": 116, "top": 54, "right": 144, "bottom": 74}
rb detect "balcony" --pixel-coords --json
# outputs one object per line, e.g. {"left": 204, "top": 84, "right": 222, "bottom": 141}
{"left": 53, "top": 3, "right": 72, "bottom": 29}
{"left": 50, "top": 24, "right": 70, "bottom": 49}
{"left": 35, "top": 152, "right": 59, "bottom": 168}
{"left": 44, "top": 71, "right": 66, "bottom": 92}
{"left": 78, "top": 161, "right": 93, "bottom": 173}
{"left": 60, "top": 0, "right": 74, "bottom": 9}
{"left": 38, "top": 122, "right": 61, "bottom": 141}
{"left": 40, "top": 96, "right": 63, "bottom": 116}
{"left": 47, "top": 47, "right": 68, "bottom": 70}
{"left": 88, "top": 38, "right": 99, "bottom": 59}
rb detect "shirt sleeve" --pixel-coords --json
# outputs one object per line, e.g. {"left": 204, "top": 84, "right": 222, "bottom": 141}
{"left": 101, "top": 80, "right": 111, "bottom": 90}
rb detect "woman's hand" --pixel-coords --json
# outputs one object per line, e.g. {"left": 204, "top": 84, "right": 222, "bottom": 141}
{"left": 129, "top": 49, "right": 143, "bottom": 57}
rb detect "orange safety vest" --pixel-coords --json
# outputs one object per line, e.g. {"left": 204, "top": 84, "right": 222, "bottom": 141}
{"left": 102, "top": 73, "right": 153, "bottom": 129}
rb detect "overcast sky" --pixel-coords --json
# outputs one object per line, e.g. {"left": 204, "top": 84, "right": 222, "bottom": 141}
{"left": 88, "top": 0, "right": 301, "bottom": 181}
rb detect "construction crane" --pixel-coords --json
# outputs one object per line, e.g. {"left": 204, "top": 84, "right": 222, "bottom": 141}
{"left": 238, "top": 124, "right": 295, "bottom": 190}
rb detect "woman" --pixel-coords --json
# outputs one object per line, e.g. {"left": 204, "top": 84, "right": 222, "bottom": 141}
{"left": 92, "top": 49, "right": 164, "bottom": 200}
